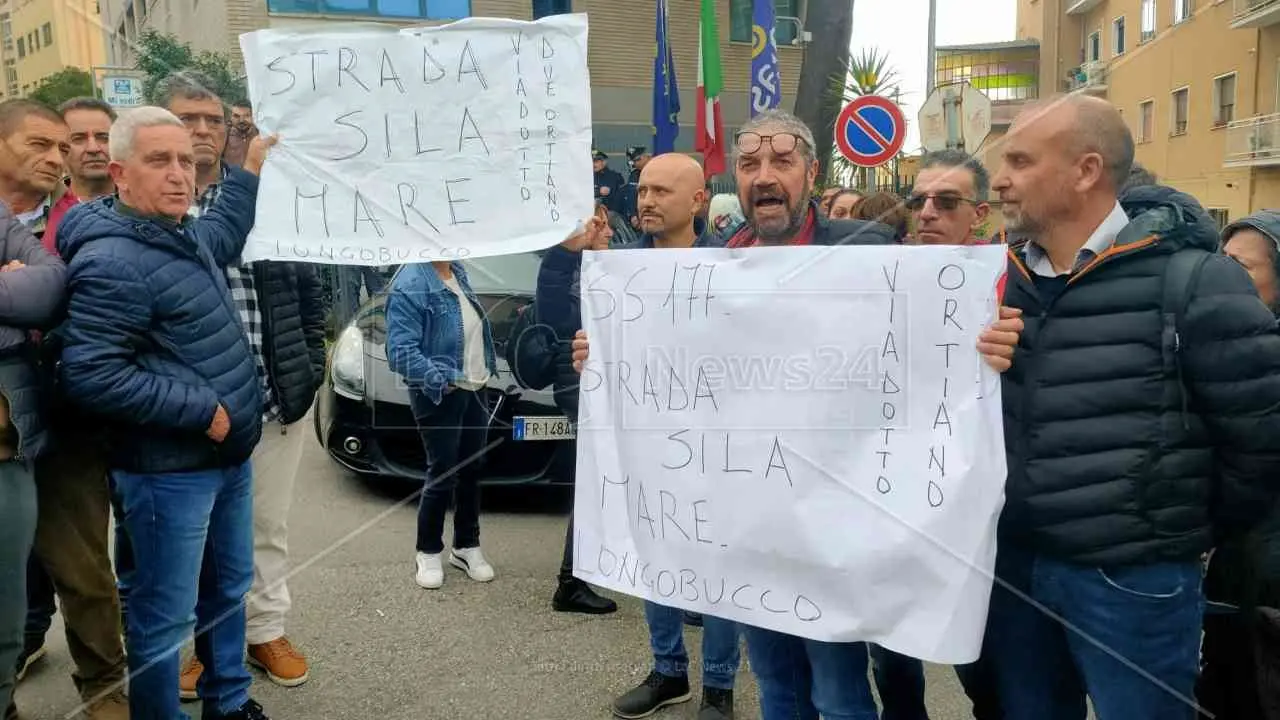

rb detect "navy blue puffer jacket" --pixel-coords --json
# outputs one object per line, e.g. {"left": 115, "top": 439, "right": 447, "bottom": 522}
{"left": 56, "top": 168, "right": 263, "bottom": 473}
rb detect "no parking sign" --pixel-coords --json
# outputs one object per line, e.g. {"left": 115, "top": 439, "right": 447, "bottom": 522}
{"left": 834, "top": 95, "right": 907, "bottom": 168}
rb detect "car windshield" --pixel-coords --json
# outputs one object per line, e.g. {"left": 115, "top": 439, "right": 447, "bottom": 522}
{"left": 381, "top": 251, "right": 542, "bottom": 296}
{"left": 461, "top": 251, "right": 541, "bottom": 295}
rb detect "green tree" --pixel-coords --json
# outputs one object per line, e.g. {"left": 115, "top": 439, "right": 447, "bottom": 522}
{"left": 135, "top": 30, "right": 245, "bottom": 104}
{"left": 29, "top": 67, "right": 95, "bottom": 108}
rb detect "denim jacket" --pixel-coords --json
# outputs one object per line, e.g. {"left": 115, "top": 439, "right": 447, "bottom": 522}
{"left": 385, "top": 262, "right": 497, "bottom": 405}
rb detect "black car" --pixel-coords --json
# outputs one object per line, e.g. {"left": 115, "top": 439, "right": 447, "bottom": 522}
{"left": 313, "top": 252, "right": 576, "bottom": 486}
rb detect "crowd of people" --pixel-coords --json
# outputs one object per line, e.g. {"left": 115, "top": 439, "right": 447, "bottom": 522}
{"left": 0, "top": 62, "right": 1276, "bottom": 720}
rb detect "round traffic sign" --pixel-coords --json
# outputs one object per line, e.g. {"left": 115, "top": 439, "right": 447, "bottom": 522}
{"left": 834, "top": 95, "right": 907, "bottom": 168}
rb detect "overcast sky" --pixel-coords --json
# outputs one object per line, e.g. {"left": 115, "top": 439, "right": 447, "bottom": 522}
{"left": 851, "top": 0, "right": 1018, "bottom": 152}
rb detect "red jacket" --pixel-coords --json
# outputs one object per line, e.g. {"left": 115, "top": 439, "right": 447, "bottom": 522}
{"left": 42, "top": 187, "right": 79, "bottom": 256}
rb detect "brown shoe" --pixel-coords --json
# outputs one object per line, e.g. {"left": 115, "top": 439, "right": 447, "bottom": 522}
{"left": 178, "top": 655, "right": 202, "bottom": 702}
{"left": 248, "top": 637, "right": 309, "bottom": 688}
{"left": 86, "top": 690, "right": 130, "bottom": 720}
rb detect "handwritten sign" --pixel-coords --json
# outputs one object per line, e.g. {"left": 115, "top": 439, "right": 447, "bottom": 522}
{"left": 239, "top": 15, "right": 593, "bottom": 265}
{"left": 573, "top": 245, "right": 1008, "bottom": 664}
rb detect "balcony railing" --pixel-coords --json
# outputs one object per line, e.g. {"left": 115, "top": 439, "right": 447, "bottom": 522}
{"left": 1224, "top": 113, "right": 1280, "bottom": 167}
{"left": 1066, "top": 61, "right": 1109, "bottom": 93}
{"left": 1232, "top": 0, "right": 1280, "bottom": 28}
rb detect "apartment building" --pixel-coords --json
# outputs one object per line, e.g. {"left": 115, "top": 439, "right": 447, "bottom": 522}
{"left": 0, "top": 0, "right": 105, "bottom": 99}
{"left": 1017, "top": 0, "right": 1280, "bottom": 223}
{"left": 98, "top": 0, "right": 807, "bottom": 159}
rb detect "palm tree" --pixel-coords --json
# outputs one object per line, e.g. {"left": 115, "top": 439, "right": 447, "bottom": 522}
{"left": 832, "top": 47, "right": 903, "bottom": 191}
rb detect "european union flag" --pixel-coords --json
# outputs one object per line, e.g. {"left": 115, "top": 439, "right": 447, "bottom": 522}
{"left": 653, "top": 0, "right": 680, "bottom": 154}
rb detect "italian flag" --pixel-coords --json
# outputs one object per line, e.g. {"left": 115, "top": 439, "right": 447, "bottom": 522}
{"left": 695, "top": 0, "right": 725, "bottom": 178}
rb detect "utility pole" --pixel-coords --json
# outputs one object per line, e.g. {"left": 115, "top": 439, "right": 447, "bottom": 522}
{"left": 925, "top": 0, "right": 937, "bottom": 95}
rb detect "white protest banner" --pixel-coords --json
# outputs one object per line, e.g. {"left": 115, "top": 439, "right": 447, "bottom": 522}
{"left": 239, "top": 14, "right": 592, "bottom": 265}
{"left": 573, "top": 244, "right": 1008, "bottom": 664}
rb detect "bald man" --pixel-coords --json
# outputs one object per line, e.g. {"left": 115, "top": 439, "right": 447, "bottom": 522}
{"left": 988, "top": 94, "right": 1280, "bottom": 719}
{"left": 632, "top": 153, "right": 713, "bottom": 250}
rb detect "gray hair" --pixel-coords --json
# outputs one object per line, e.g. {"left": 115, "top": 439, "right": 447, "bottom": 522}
{"left": 733, "top": 109, "right": 817, "bottom": 166}
{"left": 151, "top": 69, "right": 224, "bottom": 111}
{"left": 109, "top": 106, "right": 186, "bottom": 161}
{"left": 920, "top": 149, "right": 991, "bottom": 200}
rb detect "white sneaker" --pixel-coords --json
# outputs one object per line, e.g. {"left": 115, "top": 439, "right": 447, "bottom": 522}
{"left": 449, "top": 546, "right": 495, "bottom": 582}
{"left": 415, "top": 552, "right": 444, "bottom": 589}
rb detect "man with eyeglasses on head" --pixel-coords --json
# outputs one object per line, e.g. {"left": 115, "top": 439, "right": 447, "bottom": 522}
{"left": 573, "top": 109, "right": 1026, "bottom": 720}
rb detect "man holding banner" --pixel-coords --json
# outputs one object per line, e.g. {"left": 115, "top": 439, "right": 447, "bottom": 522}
{"left": 56, "top": 105, "right": 277, "bottom": 720}
{"left": 572, "top": 110, "right": 1023, "bottom": 719}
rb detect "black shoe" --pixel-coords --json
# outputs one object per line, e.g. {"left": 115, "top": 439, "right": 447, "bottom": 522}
{"left": 553, "top": 578, "right": 618, "bottom": 615}
{"left": 612, "top": 671, "right": 691, "bottom": 719}
{"left": 203, "top": 699, "right": 270, "bottom": 720}
{"left": 698, "top": 687, "right": 734, "bottom": 720}
{"left": 684, "top": 611, "right": 703, "bottom": 627}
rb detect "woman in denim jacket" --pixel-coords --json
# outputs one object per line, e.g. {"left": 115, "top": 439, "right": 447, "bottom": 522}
{"left": 385, "top": 260, "right": 498, "bottom": 590}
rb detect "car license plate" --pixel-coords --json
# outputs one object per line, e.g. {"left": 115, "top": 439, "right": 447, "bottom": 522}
{"left": 513, "top": 416, "right": 575, "bottom": 441}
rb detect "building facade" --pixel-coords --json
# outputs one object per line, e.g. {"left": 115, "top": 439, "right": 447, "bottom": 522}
{"left": 1016, "top": 0, "right": 1280, "bottom": 223}
{"left": 98, "top": 0, "right": 807, "bottom": 165}
{"left": 0, "top": 0, "right": 105, "bottom": 99}
{"left": 934, "top": 39, "right": 1041, "bottom": 179}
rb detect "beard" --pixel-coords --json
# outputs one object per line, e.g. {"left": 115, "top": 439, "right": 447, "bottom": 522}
{"left": 748, "top": 181, "right": 811, "bottom": 245}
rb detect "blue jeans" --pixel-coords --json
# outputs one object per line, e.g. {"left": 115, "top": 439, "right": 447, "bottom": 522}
{"left": 23, "top": 555, "right": 54, "bottom": 642}
{"left": 113, "top": 462, "right": 255, "bottom": 720}
{"left": 868, "top": 645, "right": 928, "bottom": 720}
{"left": 742, "top": 625, "right": 879, "bottom": 720}
{"left": 645, "top": 602, "right": 739, "bottom": 689}
{"left": 984, "top": 548, "right": 1204, "bottom": 720}
{"left": 409, "top": 389, "right": 487, "bottom": 555}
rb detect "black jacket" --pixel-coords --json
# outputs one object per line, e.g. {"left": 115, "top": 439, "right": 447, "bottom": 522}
{"left": 256, "top": 262, "right": 326, "bottom": 425}
{"left": 0, "top": 206, "right": 66, "bottom": 461}
{"left": 1001, "top": 186, "right": 1280, "bottom": 567}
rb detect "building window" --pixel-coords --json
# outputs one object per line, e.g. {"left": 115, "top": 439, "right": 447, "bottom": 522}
{"left": 266, "top": 0, "right": 470, "bottom": 18}
{"left": 41, "top": 22, "right": 51, "bottom": 46}
{"left": 1141, "top": 0, "right": 1157, "bottom": 42}
{"left": 1207, "top": 208, "right": 1229, "bottom": 231}
{"left": 1113, "top": 17, "right": 1126, "bottom": 55}
{"left": 15, "top": 37, "right": 21, "bottom": 58}
{"left": 531, "top": 0, "right": 570, "bottom": 18}
{"left": 1087, "top": 30, "right": 1100, "bottom": 62}
{"left": 29, "top": 31, "right": 36, "bottom": 51}
{"left": 1174, "top": 0, "right": 1192, "bottom": 22}
{"left": 1213, "top": 73, "right": 1236, "bottom": 126}
{"left": 1171, "top": 87, "right": 1189, "bottom": 135}
{"left": 934, "top": 47, "right": 1039, "bottom": 102}
{"left": 1139, "top": 100, "right": 1154, "bottom": 142}
{"left": 730, "top": 0, "right": 800, "bottom": 45}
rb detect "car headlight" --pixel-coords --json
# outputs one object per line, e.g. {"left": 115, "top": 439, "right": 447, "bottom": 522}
{"left": 331, "top": 325, "right": 365, "bottom": 400}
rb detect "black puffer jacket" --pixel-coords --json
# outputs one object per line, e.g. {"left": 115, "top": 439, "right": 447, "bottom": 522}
{"left": 255, "top": 262, "right": 326, "bottom": 424}
{"left": 1001, "top": 186, "right": 1280, "bottom": 567}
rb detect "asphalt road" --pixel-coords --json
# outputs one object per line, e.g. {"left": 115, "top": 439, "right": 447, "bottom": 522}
{"left": 13, "top": 437, "right": 979, "bottom": 720}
